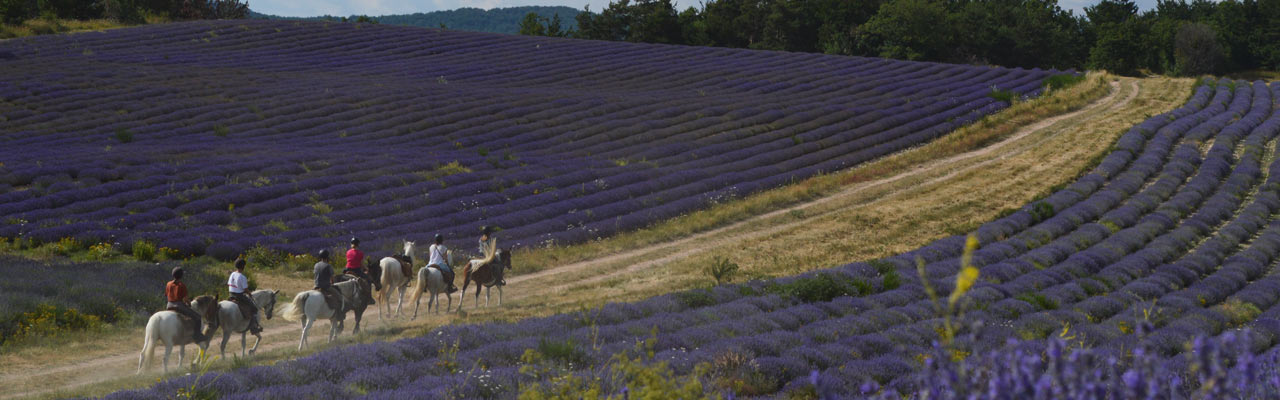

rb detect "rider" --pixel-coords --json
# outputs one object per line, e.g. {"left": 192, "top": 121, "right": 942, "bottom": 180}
{"left": 228, "top": 258, "right": 263, "bottom": 334}
{"left": 427, "top": 233, "right": 457, "bottom": 293}
{"left": 470, "top": 225, "right": 503, "bottom": 285}
{"left": 314, "top": 249, "right": 342, "bottom": 311}
{"left": 345, "top": 237, "right": 381, "bottom": 291}
{"left": 166, "top": 267, "right": 208, "bottom": 342}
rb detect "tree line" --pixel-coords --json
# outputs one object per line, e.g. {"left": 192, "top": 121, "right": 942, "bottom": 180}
{"left": 1, "top": 0, "right": 249, "bottom": 25}
{"left": 520, "top": 0, "right": 1280, "bottom": 76}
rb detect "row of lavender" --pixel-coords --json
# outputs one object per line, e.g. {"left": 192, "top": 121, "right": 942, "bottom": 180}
{"left": 100, "top": 79, "right": 1280, "bottom": 398}
{"left": 0, "top": 19, "right": 1060, "bottom": 257}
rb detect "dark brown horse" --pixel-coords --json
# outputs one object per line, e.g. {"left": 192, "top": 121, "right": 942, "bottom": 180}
{"left": 458, "top": 249, "right": 511, "bottom": 312}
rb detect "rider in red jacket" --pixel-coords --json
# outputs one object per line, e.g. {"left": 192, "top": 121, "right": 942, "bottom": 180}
{"left": 345, "top": 237, "right": 380, "bottom": 290}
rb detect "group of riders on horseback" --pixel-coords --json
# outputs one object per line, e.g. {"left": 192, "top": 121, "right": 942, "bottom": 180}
{"left": 163, "top": 225, "right": 503, "bottom": 343}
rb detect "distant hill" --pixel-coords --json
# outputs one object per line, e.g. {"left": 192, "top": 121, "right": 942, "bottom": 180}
{"left": 249, "top": 6, "right": 581, "bottom": 35}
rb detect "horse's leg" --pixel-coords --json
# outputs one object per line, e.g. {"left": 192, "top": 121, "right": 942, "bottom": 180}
{"left": 457, "top": 285, "right": 466, "bottom": 313}
{"left": 484, "top": 286, "right": 491, "bottom": 307}
{"left": 240, "top": 331, "right": 248, "bottom": 357}
{"left": 396, "top": 284, "right": 407, "bottom": 317}
{"left": 177, "top": 344, "right": 185, "bottom": 368}
{"left": 220, "top": 327, "right": 231, "bottom": 359}
{"left": 300, "top": 317, "right": 312, "bottom": 350}
{"left": 498, "top": 286, "right": 504, "bottom": 306}
{"left": 249, "top": 331, "right": 262, "bottom": 355}
{"left": 446, "top": 292, "right": 453, "bottom": 313}
{"left": 412, "top": 287, "right": 423, "bottom": 320}
{"left": 162, "top": 343, "right": 173, "bottom": 373}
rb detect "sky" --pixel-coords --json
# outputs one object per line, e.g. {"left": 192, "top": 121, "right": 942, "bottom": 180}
{"left": 249, "top": 0, "right": 1165, "bottom": 19}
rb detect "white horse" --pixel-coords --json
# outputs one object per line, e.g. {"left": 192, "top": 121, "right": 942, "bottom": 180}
{"left": 137, "top": 295, "right": 220, "bottom": 374}
{"left": 410, "top": 248, "right": 454, "bottom": 319}
{"left": 280, "top": 280, "right": 364, "bottom": 350}
{"left": 217, "top": 289, "right": 278, "bottom": 358}
{"left": 376, "top": 240, "right": 417, "bottom": 319}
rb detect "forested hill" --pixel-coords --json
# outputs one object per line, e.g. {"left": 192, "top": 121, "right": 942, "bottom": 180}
{"left": 248, "top": 6, "right": 581, "bottom": 34}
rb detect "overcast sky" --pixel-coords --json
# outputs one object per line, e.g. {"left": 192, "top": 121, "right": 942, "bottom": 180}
{"left": 249, "top": 0, "right": 1164, "bottom": 19}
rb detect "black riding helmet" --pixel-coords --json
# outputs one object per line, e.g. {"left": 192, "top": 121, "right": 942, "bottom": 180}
{"left": 172, "top": 267, "right": 184, "bottom": 280}
{"left": 351, "top": 237, "right": 360, "bottom": 246}
{"left": 434, "top": 233, "right": 444, "bottom": 244}
{"left": 480, "top": 225, "right": 495, "bottom": 235}
{"left": 318, "top": 249, "right": 330, "bottom": 259}
{"left": 234, "top": 258, "right": 246, "bottom": 270}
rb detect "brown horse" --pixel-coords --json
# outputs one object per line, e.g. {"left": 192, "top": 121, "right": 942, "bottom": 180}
{"left": 457, "top": 249, "right": 511, "bottom": 312}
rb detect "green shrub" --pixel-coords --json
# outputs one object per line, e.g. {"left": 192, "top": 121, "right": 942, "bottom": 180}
{"left": 52, "top": 236, "right": 83, "bottom": 255}
{"left": 1016, "top": 293, "right": 1058, "bottom": 311}
{"left": 537, "top": 338, "right": 588, "bottom": 367}
{"left": 988, "top": 87, "right": 1017, "bottom": 103}
{"left": 675, "top": 289, "right": 717, "bottom": 308}
{"left": 767, "top": 273, "right": 865, "bottom": 303}
{"left": 212, "top": 124, "right": 229, "bottom": 137}
{"left": 704, "top": 256, "right": 739, "bottom": 285}
{"left": 1043, "top": 74, "right": 1085, "bottom": 91}
{"left": 1030, "top": 201, "right": 1055, "bottom": 223}
{"left": 131, "top": 240, "right": 156, "bottom": 262}
{"left": 244, "top": 244, "right": 288, "bottom": 270}
{"left": 113, "top": 127, "right": 133, "bottom": 143}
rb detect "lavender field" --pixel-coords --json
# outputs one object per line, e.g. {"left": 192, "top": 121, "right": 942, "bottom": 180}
{"left": 96, "top": 78, "right": 1280, "bottom": 399}
{"left": 0, "top": 20, "right": 1058, "bottom": 257}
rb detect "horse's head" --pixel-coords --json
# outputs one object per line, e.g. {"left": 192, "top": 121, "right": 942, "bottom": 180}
{"left": 255, "top": 289, "right": 279, "bottom": 320}
{"left": 191, "top": 295, "right": 220, "bottom": 334}
{"left": 498, "top": 249, "right": 512, "bottom": 270}
{"left": 404, "top": 240, "right": 416, "bottom": 257}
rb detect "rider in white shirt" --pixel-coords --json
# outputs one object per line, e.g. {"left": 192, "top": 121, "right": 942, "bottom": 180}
{"left": 228, "top": 259, "right": 263, "bottom": 334}
{"left": 428, "top": 234, "right": 457, "bottom": 293}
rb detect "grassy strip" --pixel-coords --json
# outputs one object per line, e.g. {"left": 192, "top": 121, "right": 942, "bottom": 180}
{"left": 512, "top": 73, "right": 1114, "bottom": 274}
{"left": 0, "top": 18, "right": 149, "bottom": 39}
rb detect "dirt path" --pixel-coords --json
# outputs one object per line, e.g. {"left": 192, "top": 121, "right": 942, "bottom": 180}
{"left": 2, "top": 77, "right": 1171, "bottom": 399}
{"left": 513, "top": 79, "right": 1134, "bottom": 289}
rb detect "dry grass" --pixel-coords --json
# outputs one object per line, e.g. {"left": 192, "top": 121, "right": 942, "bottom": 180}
{"left": 0, "top": 16, "right": 167, "bottom": 40}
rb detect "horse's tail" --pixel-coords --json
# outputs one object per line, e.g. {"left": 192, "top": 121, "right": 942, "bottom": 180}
{"left": 137, "top": 314, "right": 159, "bottom": 373}
{"left": 281, "top": 291, "right": 308, "bottom": 322}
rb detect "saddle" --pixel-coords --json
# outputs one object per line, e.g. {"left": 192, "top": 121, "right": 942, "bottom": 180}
{"left": 316, "top": 286, "right": 343, "bottom": 312}
{"left": 335, "top": 274, "right": 376, "bottom": 305}
{"left": 395, "top": 255, "right": 413, "bottom": 278}
{"left": 229, "top": 296, "right": 255, "bottom": 319}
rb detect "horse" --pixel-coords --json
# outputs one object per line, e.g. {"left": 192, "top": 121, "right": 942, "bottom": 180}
{"left": 410, "top": 247, "right": 454, "bottom": 319}
{"left": 137, "top": 295, "right": 220, "bottom": 374}
{"left": 458, "top": 249, "right": 512, "bottom": 312}
{"left": 280, "top": 279, "right": 368, "bottom": 350}
{"left": 376, "top": 241, "right": 417, "bottom": 319}
{"left": 217, "top": 289, "right": 278, "bottom": 358}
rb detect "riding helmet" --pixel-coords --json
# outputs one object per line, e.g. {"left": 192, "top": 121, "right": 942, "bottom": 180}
{"left": 351, "top": 237, "right": 360, "bottom": 245}
{"left": 318, "top": 249, "right": 330, "bottom": 259}
{"left": 481, "top": 225, "right": 495, "bottom": 235}
{"left": 234, "top": 258, "right": 246, "bottom": 269}
{"left": 172, "top": 267, "right": 184, "bottom": 279}
{"left": 434, "top": 233, "right": 444, "bottom": 244}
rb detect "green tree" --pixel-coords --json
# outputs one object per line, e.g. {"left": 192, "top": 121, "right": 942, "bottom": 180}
{"left": 1174, "top": 22, "right": 1224, "bottom": 75}
{"left": 519, "top": 11, "right": 545, "bottom": 36}
{"left": 1087, "top": 18, "right": 1147, "bottom": 75}
{"left": 860, "top": 0, "right": 956, "bottom": 61}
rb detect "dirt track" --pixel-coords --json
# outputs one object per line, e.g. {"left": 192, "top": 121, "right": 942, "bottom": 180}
{"left": 1, "top": 77, "right": 1180, "bottom": 399}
